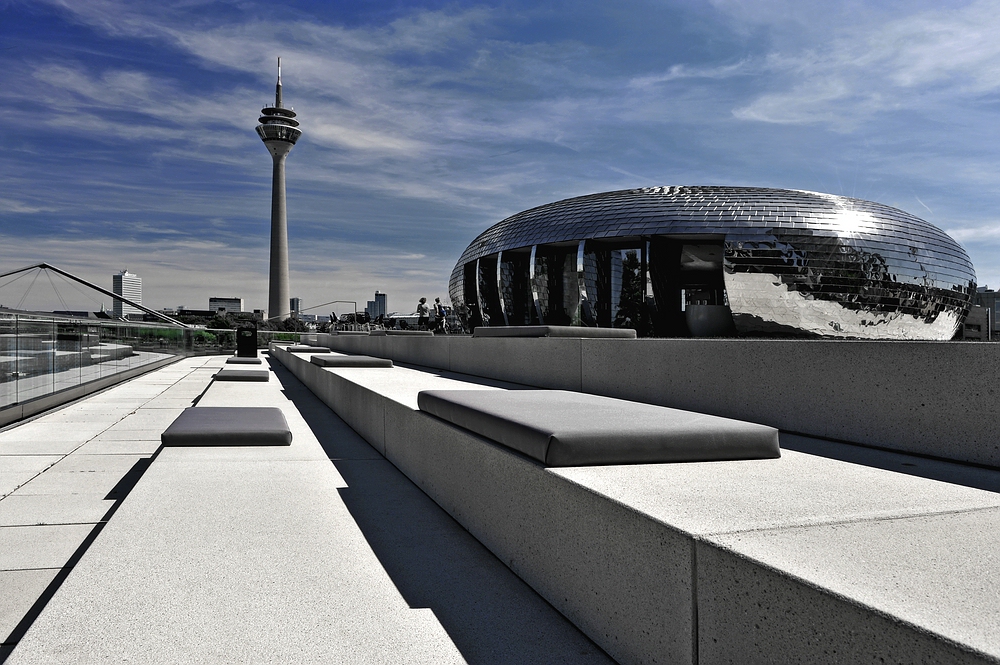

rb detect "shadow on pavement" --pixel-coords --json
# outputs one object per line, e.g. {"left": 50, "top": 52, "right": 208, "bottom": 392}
{"left": 0, "top": 455, "right": 156, "bottom": 663}
{"left": 267, "top": 359, "right": 611, "bottom": 665}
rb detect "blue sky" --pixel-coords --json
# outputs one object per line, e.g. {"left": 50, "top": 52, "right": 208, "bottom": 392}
{"left": 2, "top": 0, "right": 1000, "bottom": 316}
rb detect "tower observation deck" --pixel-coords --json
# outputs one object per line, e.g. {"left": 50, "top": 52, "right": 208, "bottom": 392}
{"left": 256, "top": 57, "right": 302, "bottom": 321}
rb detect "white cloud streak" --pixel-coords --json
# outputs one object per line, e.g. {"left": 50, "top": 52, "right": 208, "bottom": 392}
{"left": 730, "top": 0, "right": 1000, "bottom": 129}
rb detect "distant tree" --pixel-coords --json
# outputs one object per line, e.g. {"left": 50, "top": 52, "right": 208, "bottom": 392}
{"left": 259, "top": 317, "right": 308, "bottom": 332}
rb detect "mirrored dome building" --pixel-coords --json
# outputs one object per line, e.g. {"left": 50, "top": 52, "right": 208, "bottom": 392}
{"left": 448, "top": 187, "right": 976, "bottom": 339}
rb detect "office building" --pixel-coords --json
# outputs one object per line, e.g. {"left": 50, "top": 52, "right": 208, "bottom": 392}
{"left": 256, "top": 57, "right": 302, "bottom": 321}
{"left": 208, "top": 297, "right": 244, "bottom": 314}
{"left": 450, "top": 186, "right": 976, "bottom": 340}
{"left": 289, "top": 297, "right": 302, "bottom": 319}
{"left": 365, "top": 291, "right": 387, "bottom": 320}
{"left": 112, "top": 269, "right": 142, "bottom": 319}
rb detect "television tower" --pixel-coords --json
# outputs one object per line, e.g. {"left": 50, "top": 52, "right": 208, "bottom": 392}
{"left": 256, "top": 57, "right": 302, "bottom": 321}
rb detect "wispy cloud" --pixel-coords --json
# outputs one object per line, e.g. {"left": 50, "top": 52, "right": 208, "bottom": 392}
{"left": 731, "top": 0, "right": 1000, "bottom": 129}
{"left": 0, "top": 198, "right": 55, "bottom": 214}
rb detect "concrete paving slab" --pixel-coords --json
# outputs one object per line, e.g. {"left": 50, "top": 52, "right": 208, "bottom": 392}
{"left": 0, "top": 423, "right": 107, "bottom": 443}
{"left": 550, "top": 450, "right": 1000, "bottom": 534}
{"left": 700, "top": 507, "right": 1000, "bottom": 662}
{"left": 0, "top": 495, "right": 113, "bottom": 526}
{"left": 0, "top": 440, "right": 84, "bottom": 456}
{"left": 134, "top": 399, "right": 197, "bottom": 409}
{"left": 88, "top": 429, "right": 163, "bottom": 441}
{"left": 10, "top": 459, "right": 466, "bottom": 664}
{"left": 103, "top": 410, "right": 185, "bottom": 430}
{"left": 0, "top": 524, "right": 94, "bottom": 570}
{"left": 47, "top": 454, "right": 145, "bottom": 474}
{"left": 81, "top": 393, "right": 151, "bottom": 403}
{"left": 0, "top": 473, "right": 41, "bottom": 498}
{"left": 197, "top": 381, "right": 288, "bottom": 408}
{"left": 73, "top": 439, "right": 162, "bottom": 455}
{"left": 0, "top": 457, "right": 60, "bottom": 473}
{"left": 10, "top": 471, "right": 131, "bottom": 497}
{"left": 0, "top": 569, "right": 59, "bottom": 642}
{"left": 328, "top": 458, "right": 611, "bottom": 663}
{"left": 42, "top": 408, "right": 134, "bottom": 421}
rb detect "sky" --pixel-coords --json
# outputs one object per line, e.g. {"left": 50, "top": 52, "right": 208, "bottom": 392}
{"left": 2, "top": 0, "right": 1000, "bottom": 317}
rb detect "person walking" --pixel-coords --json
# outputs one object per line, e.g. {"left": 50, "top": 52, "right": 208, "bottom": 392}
{"left": 433, "top": 297, "right": 448, "bottom": 334}
{"left": 416, "top": 297, "right": 430, "bottom": 330}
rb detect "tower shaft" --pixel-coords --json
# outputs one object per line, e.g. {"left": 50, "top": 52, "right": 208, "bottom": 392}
{"left": 268, "top": 150, "right": 290, "bottom": 322}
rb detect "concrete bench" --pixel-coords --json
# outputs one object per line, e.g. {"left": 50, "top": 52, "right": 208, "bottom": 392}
{"left": 311, "top": 355, "right": 393, "bottom": 368}
{"left": 226, "top": 357, "right": 263, "bottom": 365}
{"left": 472, "top": 325, "right": 636, "bottom": 339}
{"left": 161, "top": 407, "right": 292, "bottom": 446}
{"left": 286, "top": 345, "right": 332, "bottom": 353}
{"left": 336, "top": 331, "right": 370, "bottom": 336}
{"left": 386, "top": 330, "right": 434, "bottom": 336}
{"left": 417, "top": 389, "right": 780, "bottom": 466}
{"left": 213, "top": 368, "right": 270, "bottom": 382}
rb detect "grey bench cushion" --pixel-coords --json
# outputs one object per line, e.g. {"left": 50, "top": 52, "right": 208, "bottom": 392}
{"left": 417, "top": 389, "right": 779, "bottom": 466}
{"left": 472, "top": 325, "right": 636, "bottom": 339}
{"left": 213, "top": 368, "right": 270, "bottom": 382}
{"left": 226, "top": 357, "right": 263, "bottom": 365}
{"left": 311, "top": 355, "right": 393, "bottom": 368}
{"left": 161, "top": 407, "right": 292, "bottom": 446}
{"left": 287, "top": 345, "right": 332, "bottom": 353}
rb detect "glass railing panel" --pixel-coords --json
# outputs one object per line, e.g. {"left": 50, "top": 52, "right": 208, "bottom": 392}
{"left": 0, "top": 314, "right": 18, "bottom": 409}
{"left": 0, "top": 312, "right": 187, "bottom": 415}
{"left": 53, "top": 320, "right": 84, "bottom": 394}
{"left": 14, "top": 316, "right": 58, "bottom": 404}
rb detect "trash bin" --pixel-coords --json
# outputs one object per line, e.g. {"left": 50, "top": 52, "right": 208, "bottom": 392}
{"left": 236, "top": 325, "right": 258, "bottom": 357}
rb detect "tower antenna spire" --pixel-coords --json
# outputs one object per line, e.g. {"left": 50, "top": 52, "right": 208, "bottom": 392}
{"left": 275, "top": 56, "right": 283, "bottom": 108}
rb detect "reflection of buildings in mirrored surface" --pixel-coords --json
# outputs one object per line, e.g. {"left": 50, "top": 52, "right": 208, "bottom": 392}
{"left": 449, "top": 187, "right": 976, "bottom": 340}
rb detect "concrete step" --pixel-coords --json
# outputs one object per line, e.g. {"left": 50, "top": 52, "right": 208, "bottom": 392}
{"left": 273, "top": 343, "right": 1000, "bottom": 665}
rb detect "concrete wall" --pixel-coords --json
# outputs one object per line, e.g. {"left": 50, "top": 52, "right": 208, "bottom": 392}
{"left": 316, "top": 333, "right": 1000, "bottom": 468}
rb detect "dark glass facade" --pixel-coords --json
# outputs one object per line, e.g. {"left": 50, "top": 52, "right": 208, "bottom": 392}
{"left": 449, "top": 187, "right": 976, "bottom": 339}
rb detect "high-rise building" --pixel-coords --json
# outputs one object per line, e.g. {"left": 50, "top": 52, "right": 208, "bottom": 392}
{"left": 365, "top": 291, "right": 388, "bottom": 320}
{"left": 112, "top": 270, "right": 142, "bottom": 319}
{"left": 289, "top": 297, "right": 302, "bottom": 319}
{"left": 209, "top": 297, "right": 244, "bottom": 314}
{"left": 256, "top": 57, "right": 302, "bottom": 321}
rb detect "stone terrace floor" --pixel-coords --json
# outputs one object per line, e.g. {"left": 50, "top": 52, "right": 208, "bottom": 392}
{"left": 0, "top": 355, "right": 611, "bottom": 664}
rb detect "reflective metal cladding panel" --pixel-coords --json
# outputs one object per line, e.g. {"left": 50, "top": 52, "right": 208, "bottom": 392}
{"left": 449, "top": 187, "right": 976, "bottom": 339}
